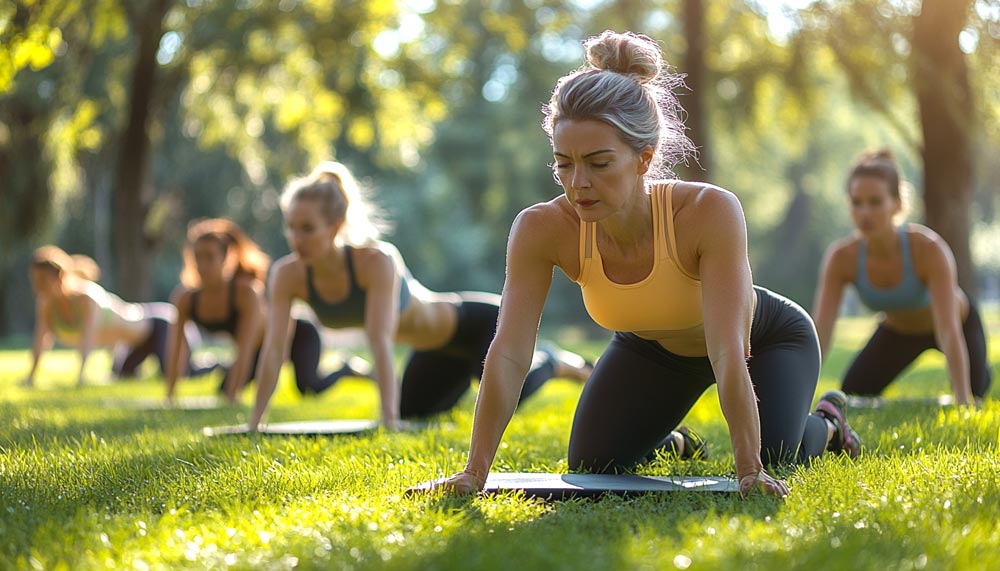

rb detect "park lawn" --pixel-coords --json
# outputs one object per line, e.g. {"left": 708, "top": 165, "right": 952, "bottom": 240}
{"left": 2, "top": 315, "right": 999, "bottom": 570}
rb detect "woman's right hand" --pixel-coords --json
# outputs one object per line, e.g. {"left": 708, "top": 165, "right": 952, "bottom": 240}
{"left": 738, "top": 469, "right": 789, "bottom": 498}
{"left": 429, "top": 470, "right": 485, "bottom": 495}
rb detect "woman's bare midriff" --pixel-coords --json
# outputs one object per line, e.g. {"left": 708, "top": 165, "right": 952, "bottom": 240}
{"left": 395, "top": 293, "right": 462, "bottom": 351}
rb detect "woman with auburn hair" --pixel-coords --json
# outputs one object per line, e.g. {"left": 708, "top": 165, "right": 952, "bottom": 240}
{"left": 249, "top": 161, "right": 591, "bottom": 429}
{"left": 165, "top": 217, "right": 367, "bottom": 405}
{"left": 430, "top": 30, "right": 862, "bottom": 497}
{"left": 23, "top": 245, "right": 210, "bottom": 386}
{"left": 812, "top": 149, "right": 991, "bottom": 405}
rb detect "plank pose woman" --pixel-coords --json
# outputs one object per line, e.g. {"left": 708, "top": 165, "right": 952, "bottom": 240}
{"left": 165, "top": 218, "right": 365, "bottom": 405}
{"left": 249, "top": 162, "right": 590, "bottom": 429}
{"left": 433, "top": 31, "right": 861, "bottom": 497}
{"left": 812, "top": 149, "right": 990, "bottom": 405}
{"left": 25, "top": 246, "right": 210, "bottom": 386}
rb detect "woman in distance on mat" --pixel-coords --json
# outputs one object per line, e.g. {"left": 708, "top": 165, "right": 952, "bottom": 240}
{"left": 432, "top": 30, "right": 861, "bottom": 498}
{"left": 165, "top": 217, "right": 367, "bottom": 405}
{"left": 24, "top": 245, "right": 211, "bottom": 386}
{"left": 811, "top": 149, "right": 990, "bottom": 406}
{"left": 249, "top": 161, "right": 591, "bottom": 430}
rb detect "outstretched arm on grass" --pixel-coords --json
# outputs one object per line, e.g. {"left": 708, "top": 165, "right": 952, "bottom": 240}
{"left": 23, "top": 300, "right": 54, "bottom": 387}
{"left": 249, "top": 261, "right": 295, "bottom": 429}
{"left": 435, "top": 209, "right": 554, "bottom": 493}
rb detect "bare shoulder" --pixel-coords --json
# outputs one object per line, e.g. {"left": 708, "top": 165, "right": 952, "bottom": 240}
{"left": 821, "top": 235, "right": 859, "bottom": 280}
{"left": 233, "top": 275, "right": 265, "bottom": 302}
{"left": 269, "top": 253, "right": 306, "bottom": 295}
{"left": 906, "top": 223, "right": 949, "bottom": 254}
{"left": 352, "top": 240, "right": 402, "bottom": 276}
{"left": 825, "top": 234, "right": 860, "bottom": 262}
{"left": 511, "top": 195, "right": 578, "bottom": 239}
{"left": 905, "top": 223, "right": 955, "bottom": 273}
{"left": 673, "top": 181, "right": 744, "bottom": 221}
{"left": 169, "top": 284, "right": 194, "bottom": 309}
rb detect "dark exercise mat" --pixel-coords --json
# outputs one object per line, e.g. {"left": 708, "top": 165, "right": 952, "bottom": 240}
{"left": 408, "top": 472, "right": 740, "bottom": 499}
{"left": 203, "top": 419, "right": 379, "bottom": 437}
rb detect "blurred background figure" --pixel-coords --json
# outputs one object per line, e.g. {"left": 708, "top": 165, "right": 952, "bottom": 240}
{"left": 23, "top": 245, "right": 214, "bottom": 387}
{"left": 165, "top": 218, "right": 369, "bottom": 405}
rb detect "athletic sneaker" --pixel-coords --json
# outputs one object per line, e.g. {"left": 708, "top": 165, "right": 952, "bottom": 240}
{"left": 813, "top": 389, "right": 862, "bottom": 458}
{"left": 676, "top": 426, "right": 709, "bottom": 460}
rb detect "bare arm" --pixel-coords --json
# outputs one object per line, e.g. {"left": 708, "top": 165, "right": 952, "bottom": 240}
{"left": 811, "top": 243, "right": 849, "bottom": 361}
{"left": 224, "top": 281, "right": 265, "bottom": 404}
{"left": 24, "top": 301, "right": 53, "bottom": 386}
{"left": 360, "top": 250, "right": 402, "bottom": 426}
{"left": 460, "top": 208, "right": 555, "bottom": 488}
{"left": 921, "top": 236, "right": 972, "bottom": 405}
{"left": 249, "top": 263, "right": 295, "bottom": 428}
{"left": 164, "top": 288, "right": 192, "bottom": 402}
{"left": 74, "top": 295, "right": 101, "bottom": 386}
{"left": 695, "top": 189, "right": 787, "bottom": 496}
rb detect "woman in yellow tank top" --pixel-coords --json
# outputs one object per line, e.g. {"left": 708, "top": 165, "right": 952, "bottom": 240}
{"left": 426, "top": 30, "right": 862, "bottom": 497}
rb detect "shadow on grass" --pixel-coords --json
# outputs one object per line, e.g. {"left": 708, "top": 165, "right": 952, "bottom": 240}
{"left": 388, "top": 487, "right": 784, "bottom": 570}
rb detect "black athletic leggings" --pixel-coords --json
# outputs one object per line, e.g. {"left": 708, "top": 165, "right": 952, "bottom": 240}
{"left": 568, "top": 286, "right": 829, "bottom": 472}
{"left": 398, "top": 295, "right": 559, "bottom": 419}
{"left": 842, "top": 305, "right": 992, "bottom": 398}
{"left": 222, "top": 318, "right": 357, "bottom": 395}
{"left": 112, "top": 316, "right": 215, "bottom": 379}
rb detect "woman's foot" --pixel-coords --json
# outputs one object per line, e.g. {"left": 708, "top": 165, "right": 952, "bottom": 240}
{"left": 674, "top": 426, "right": 709, "bottom": 460}
{"left": 814, "top": 389, "right": 862, "bottom": 458}
{"left": 538, "top": 342, "right": 593, "bottom": 382}
{"left": 648, "top": 426, "right": 709, "bottom": 461}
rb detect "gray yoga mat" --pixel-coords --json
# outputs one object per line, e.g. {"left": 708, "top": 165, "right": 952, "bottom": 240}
{"left": 408, "top": 472, "right": 740, "bottom": 499}
{"left": 203, "top": 419, "right": 379, "bottom": 437}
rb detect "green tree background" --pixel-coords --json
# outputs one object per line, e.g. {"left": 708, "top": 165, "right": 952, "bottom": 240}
{"left": 1, "top": 0, "right": 998, "bottom": 340}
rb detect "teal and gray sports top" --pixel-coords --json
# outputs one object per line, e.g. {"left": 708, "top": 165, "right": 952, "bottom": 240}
{"left": 306, "top": 245, "right": 412, "bottom": 329}
{"left": 855, "top": 227, "right": 930, "bottom": 312}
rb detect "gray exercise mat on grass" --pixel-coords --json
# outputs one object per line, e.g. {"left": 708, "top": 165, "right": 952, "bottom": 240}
{"left": 846, "top": 394, "right": 954, "bottom": 409}
{"left": 203, "top": 419, "right": 379, "bottom": 437}
{"left": 409, "top": 472, "right": 740, "bottom": 499}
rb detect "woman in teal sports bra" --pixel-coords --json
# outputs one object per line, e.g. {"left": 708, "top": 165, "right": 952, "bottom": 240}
{"left": 248, "top": 162, "right": 592, "bottom": 430}
{"left": 165, "top": 218, "right": 369, "bottom": 405}
{"left": 23, "top": 246, "right": 211, "bottom": 387}
{"left": 812, "top": 149, "right": 990, "bottom": 405}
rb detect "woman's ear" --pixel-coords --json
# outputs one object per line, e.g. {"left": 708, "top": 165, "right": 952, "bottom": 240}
{"left": 637, "top": 146, "right": 655, "bottom": 175}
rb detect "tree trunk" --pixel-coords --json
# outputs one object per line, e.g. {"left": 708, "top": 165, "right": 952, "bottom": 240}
{"left": 679, "top": 0, "right": 710, "bottom": 182}
{"left": 112, "top": 0, "right": 171, "bottom": 301}
{"left": 912, "top": 0, "right": 977, "bottom": 298}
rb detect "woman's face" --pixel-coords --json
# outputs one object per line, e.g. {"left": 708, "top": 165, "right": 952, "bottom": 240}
{"left": 848, "top": 175, "right": 899, "bottom": 236}
{"left": 193, "top": 237, "right": 227, "bottom": 284}
{"left": 28, "top": 267, "right": 60, "bottom": 299}
{"left": 551, "top": 118, "right": 651, "bottom": 222}
{"left": 283, "top": 197, "right": 339, "bottom": 263}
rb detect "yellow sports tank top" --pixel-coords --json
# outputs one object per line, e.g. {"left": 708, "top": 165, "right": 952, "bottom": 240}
{"left": 575, "top": 182, "right": 703, "bottom": 332}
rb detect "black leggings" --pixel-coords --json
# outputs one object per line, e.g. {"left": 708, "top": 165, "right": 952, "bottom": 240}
{"left": 398, "top": 295, "right": 559, "bottom": 419}
{"left": 568, "top": 286, "right": 829, "bottom": 472}
{"left": 113, "top": 316, "right": 216, "bottom": 379}
{"left": 223, "top": 319, "right": 357, "bottom": 395}
{"left": 842, "top": 305, "right": 992, "bottom": 398}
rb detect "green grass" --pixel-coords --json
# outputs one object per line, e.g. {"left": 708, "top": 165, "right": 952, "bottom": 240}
{"left": 2, "top": 314, "right": 999, "bottom": 570}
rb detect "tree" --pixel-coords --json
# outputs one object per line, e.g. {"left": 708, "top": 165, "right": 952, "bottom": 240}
{"left": 800, "top": 0, "right": 990, "bottom": 297}
{"left": 912, "top": 0, "right": 977, "bottom": 295}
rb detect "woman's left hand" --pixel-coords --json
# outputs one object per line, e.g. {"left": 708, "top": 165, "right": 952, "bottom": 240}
{"left": 739, "top": 469, "right": 789, "bottom": 498}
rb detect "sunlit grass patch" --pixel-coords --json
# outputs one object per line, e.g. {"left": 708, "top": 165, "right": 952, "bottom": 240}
{"left": 1, "top": 313, "right": 999, "bottom": 570}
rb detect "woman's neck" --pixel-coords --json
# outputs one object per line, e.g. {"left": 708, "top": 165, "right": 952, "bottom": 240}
{"left": 864, "top": 225, "right": 900, "bottom": 257}
{"left": 598, "top": 185, "right": 653, "bottom": 251}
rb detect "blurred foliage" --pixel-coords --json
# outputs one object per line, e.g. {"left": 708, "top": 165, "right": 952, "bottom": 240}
{"left": 1, "top": 0, "right": 998, "bottom": 338}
